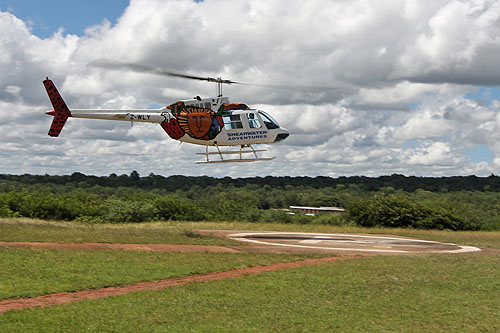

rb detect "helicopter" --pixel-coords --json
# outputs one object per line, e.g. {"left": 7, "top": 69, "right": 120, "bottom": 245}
{"left": 44, "top": 60, "right": 330, "bottom": 163}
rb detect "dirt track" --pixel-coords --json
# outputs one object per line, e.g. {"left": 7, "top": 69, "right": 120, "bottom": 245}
{"left": 0, "top": 241, "right": 240, "bottom": 253}
{"left": 0, "top": 255, "right": 359, "bottom": 314}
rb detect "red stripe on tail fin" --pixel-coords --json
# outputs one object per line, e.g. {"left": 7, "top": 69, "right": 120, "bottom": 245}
{"left": 43, "top": 78, "right": 72, "bottom": 137}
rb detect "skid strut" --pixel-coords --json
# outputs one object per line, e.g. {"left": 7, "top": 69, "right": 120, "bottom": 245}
{"left": 196, "top": 144, "right": 275, "bottom": 164}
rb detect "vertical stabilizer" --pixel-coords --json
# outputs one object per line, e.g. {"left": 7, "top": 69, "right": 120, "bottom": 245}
{"left": 43, "top": 78, "right": 72, "bottom": 137}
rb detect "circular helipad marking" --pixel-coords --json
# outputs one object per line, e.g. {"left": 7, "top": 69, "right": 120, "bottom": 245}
{"left": 228, "top": 232, "right": 481, "bottom": 254}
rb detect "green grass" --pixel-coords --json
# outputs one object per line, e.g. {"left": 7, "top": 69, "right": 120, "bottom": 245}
{"left": 0, "top": 246, "right": 320, "bottom": 300}
{"left": 2, "top": 253, "right": 498, "bottom": 332}
{"left": 2, "top": 218, "right": 499, "bottom": 249}
{"left": 0, "top": 218, "right": 239, "bottom": 245}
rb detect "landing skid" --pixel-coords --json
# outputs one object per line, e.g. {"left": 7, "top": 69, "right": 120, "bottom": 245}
{"left": 196, "top": 144, "right": 275, "bottom": 164}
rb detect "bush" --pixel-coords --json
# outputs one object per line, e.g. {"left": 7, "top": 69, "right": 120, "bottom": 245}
{"left": 0, "top": 191, "right": 76, "bottom": 220}
{"left": 346, "top": 195, "right": 476, "bottom": 230}
{"left": 259, "top": 209, "right": 293, "bottom": 223}
{"left": 154, "top": 196, "right": 208, "bottom": 221}
{"left": 290, "top": 214, "right": 314, "bottom": 225}
{"left": 0, "top": 204, "right": 18, "bottom": 218}
{"left": 0, "top": 190, "right": 101, "bottom": 221}
{"left": 242, "top": 208, "right": 263, "bottom": 222}
{"left": 99, "top": 199, "right": 156, "bottom": 223}
{"left": 311, "top": 213, "right": 348, "bottom": 226}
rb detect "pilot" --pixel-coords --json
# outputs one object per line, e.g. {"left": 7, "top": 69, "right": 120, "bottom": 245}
{"left": 248, "top": 113, "right": 259, "bottom": 128}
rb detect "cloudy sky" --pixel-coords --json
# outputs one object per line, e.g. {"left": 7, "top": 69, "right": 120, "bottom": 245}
{"left": 1, "top": 0, "right": 500, "bottom": 178}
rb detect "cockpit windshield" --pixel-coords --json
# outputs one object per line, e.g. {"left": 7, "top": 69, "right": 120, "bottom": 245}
{"left": 258, "top": 110, "right": 279, "bottom": 129}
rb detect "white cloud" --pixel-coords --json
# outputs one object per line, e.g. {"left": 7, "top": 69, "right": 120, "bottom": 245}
{"left": 395, "top": 110, "right": 453, "bottom": 141}
{"left": 395, "top": 0, "right": 500, "bottom": 85}
{"left": 5, "top": 85, "right": 22, "bottom": 96}
{"left": 1, "top": 0, "right": 500, "bottom": 177}
{"left": 405, "top": 141, "right": 459, "bottom": 166}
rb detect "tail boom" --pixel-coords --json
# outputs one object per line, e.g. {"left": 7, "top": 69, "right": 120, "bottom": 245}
{"left": 43, "top": 78, "right": 72, "bottom": 137}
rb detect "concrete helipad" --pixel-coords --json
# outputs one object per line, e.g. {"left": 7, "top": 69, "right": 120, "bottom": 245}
{"left": 227, "top": 232, "right": 481, "bottom": 254}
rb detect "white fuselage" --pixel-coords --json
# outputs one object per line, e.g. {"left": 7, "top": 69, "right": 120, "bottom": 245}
{"left": 68, "top": 98, "right": 289, "bottom": 147}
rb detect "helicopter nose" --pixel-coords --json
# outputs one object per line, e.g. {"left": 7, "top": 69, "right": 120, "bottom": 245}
{"left": 274, "top": 128, "right": 289, "bottom": 142}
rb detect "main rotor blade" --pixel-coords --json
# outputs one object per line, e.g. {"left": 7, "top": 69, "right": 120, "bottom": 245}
{"left": 231, "top": 81, "right": 337, "bottom": 92}
{"left": 87, "top": 59, "right": 235, "bottom": 83}
{"left": 88, "top": 59, "right": 337, "bottom": 91}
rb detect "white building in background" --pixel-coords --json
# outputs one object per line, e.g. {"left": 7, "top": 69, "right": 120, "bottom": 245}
{"left": 289, "top": 206, "right": 345, "bottom": 216}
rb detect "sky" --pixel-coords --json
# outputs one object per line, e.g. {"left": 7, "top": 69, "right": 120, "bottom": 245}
{"left": 1, "top": 0, "right": 500, "bottom": 178}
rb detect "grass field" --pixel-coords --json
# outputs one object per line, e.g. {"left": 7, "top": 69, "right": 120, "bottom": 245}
{"left": 0, "top": 218, "right": 240, "bottom": 245}
{"left": 1, "top": 253, "right": 498, "bottom": 332}
{"left": 0, "top": 218, "right": 499, "bottom": 331}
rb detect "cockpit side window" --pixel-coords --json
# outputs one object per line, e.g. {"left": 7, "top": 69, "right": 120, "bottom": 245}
{"left": 223, "top": 114, "right": 243, "bottom": 130}
{"left": 247, "top": 113, "right": 261, "bottom": 128}
{"left": 258, "top": 110, "right": 279, "bottom": 129}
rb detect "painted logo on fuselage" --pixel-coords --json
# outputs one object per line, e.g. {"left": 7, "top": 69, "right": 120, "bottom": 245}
{"left": 163, "top": 102, "right": 252, "bottom": 141}
{"left": 177, "top": 107, "right": 215, "bottom": 139}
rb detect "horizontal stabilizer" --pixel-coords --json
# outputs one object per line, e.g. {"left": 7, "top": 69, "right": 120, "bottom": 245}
{"left": 43, "top": 78, "right": 72, "bottom": 137}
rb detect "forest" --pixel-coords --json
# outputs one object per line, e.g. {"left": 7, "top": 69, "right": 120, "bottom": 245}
{"left": 1, "top": 172, "right": 499, "bottom": 231}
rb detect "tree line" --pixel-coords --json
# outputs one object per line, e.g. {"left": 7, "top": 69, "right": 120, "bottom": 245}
{"left": 1, "top": 172, "right": 500, "bottom": 192}
{"left": 0, "top": 173, "right": 499, "bottom": 230}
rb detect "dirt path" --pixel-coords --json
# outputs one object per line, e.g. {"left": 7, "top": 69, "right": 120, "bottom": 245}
{"left": 0, "top": 255, "right": 360, "bottom": 314}
{"left": 0, "top": 241, "right": 240, "bottom": 253}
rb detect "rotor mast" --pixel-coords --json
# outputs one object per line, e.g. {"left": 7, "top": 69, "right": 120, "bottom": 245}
{"left": 206, "top": 77, "right": 232, "bottom": 97}
{"left": 217, "top": 79, "right": 222, "bottom": 97}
